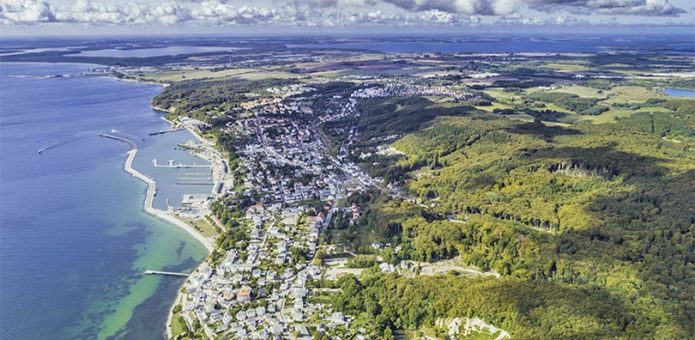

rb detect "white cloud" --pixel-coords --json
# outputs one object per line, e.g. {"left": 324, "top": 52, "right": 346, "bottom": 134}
{"left": 527, "top": 0, "right": 685, "bottom": 16}
{"left": 54, "top": 0, "right": 151, "bottom": 24}
{"left": 297, "top": 0, "right": 377, "bottom": 7}
{"left": 0, "top": 0, "right": 688, "bottom": 26}
{"left": 382, "top": 0, "right": 685, "bottom": 16}
{"left": 420, "top": 9, "right": 458, "bottom": 23}
{"left": 151, "top": 1, "right": 190, "bottom": 25}
{"left": 497, "top": 12, "right": 544, "bottom": 25}
{"left": 382, "top": 0, "right": 519, "bottom": 15}
{"left": 1, "top": 0, "right": 55, "bottom": 24}
{"left": 190, "top": 2, "right": 296, "bottom": 25}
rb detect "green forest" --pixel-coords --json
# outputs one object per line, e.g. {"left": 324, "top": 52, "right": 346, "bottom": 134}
{"left": 152, "top": 77, "right": 296, "bottom": 122}
{"left": 152, "top": 75, "right": 694, "bottom": 338}
{"left": 528, "top": 92, "right": 609, "bottom": 115}
{"left": 328, "top": 96, "right": 694, "bottom": 338}
{"left": 335, "top": 273, "right": 677, "bottom": 339}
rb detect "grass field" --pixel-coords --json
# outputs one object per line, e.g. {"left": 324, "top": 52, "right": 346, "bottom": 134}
{"left": 549, "top": 85, "right": 608, "bottom": 98}
{"left": 544, "top": 62, "right": 589, "bottom": 72}
{"left": 235, "top": 70, "right": 298, "bottom": 80}
{"left": 578, "top": 106, "right": 673, "bottom": 124}
{"left": 134, "top": 67, "right": 299, "bottom": 82}
{"left": 170, "top": 312, "right": 187, "bottom": 337}
{"left": 602, "top": 86, "right": 662, "bottom": 104}
{"left": 178, "top": 216, "right": 219, "bottom": 238}
{"left": 475, "top": 102, "right": 513, "bottom": 112}
{"left": 310, "top": 70, "right": 342, "bottom": 78}
{"left": 483, "top": 88, "right": 519, "bottom": 100}
{"left": 137, "top": 68, "right": 257, "bottom": 82}
{"left": 541, "top": 102, "right": 576, "bottom": 114}
{"left": 481, "top": 84, "right": 674, "bottom": 126}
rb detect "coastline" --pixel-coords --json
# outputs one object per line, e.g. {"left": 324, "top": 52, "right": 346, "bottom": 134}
{"left": 160, "top": 117, "right": 231, "bottom": 339}
{"left": 122, "top": 146, "right": 215, "bottom": 252}
{"left": 0, "top": 64, "right": 214, "bottom": 340}
{"left": 109, "top": 75, "right": 170, "bottom": 87}
{"left": 112, "top": 74, "right": 222, "bottom": 339}
{"left": 122, "top": 138, "right": 216, "bottom": 339}
{"left": 158, "top": 113, "right": 230, "bottom": 340}
{"left": 111, "top": 75, "right": 219, "bottom": 253}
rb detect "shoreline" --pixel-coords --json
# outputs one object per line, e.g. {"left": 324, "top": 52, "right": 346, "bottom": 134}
{"left": 157, "top": 115, "right": 230, "bottom": 339}
{"left": 121, "top": 142, "right": 215, "bottom": 339}
{"left": 123, "top": 146, "right": 215, "bottom": 252}
{"left": 112, "top": 75, "right": 223, "bottom": 339}
{"left": 162, "top": 117, "right": 232, "bottom": 339}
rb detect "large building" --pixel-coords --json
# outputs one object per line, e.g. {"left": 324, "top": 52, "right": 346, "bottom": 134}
{"left": 236, "top": 286, "right": 252, "bottom": 303}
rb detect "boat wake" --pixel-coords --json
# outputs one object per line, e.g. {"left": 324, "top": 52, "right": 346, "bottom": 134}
{"left": 36, "top": 129, "right": 145, "bottom": 154}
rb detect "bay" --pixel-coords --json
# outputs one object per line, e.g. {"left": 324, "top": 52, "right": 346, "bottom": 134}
{"left": 0, "top": 62, "right": 208, "bottom": 339}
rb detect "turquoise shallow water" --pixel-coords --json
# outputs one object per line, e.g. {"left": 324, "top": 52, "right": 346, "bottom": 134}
{"left": 0, "top": 63, "right": 207, "bottom": 339}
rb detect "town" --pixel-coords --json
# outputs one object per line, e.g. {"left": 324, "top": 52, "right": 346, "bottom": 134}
{"left": 113, "top": 42, "right": 694, "bottom": 340}
{"left": 171, "top": 81, "right": 401, "bottom": 339}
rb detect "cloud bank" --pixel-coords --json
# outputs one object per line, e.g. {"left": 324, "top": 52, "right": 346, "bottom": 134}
{"left": 0, "top": 0, "right": 689, "bottom": 26}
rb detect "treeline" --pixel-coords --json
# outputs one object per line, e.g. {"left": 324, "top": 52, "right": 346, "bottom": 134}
{"left": 208, "top": 129, "right": 241, "bottom": 172}
{"left": 334, "top": 107, "right": 694, "bottom": 337}
{"left": 528, "top": 92, "right": 609, "bottom": 115}
{"left": 333, "top": 273, "right": 681, "bottom": 338}
{"left": 356, "top": 96, "right": 478, "bottom": 141}
{"left": 152, "top": 77, "right": 297, "bottom": 122}
{"left": 645, "top": 98, "right": 695, "bottom": 115}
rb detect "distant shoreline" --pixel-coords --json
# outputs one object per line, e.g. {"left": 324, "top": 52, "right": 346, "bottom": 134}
{"left": 111, "top": 76, "right": 169, "bottom": 87}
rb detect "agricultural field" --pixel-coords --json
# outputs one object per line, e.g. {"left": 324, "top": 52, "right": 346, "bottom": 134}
{"left": 129, "top": 67, "right": 299, "bottom": 83}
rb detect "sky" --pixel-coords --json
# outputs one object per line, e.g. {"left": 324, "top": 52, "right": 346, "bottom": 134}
{"left": 0, "top": 0, "right": 694, "bottom": 35}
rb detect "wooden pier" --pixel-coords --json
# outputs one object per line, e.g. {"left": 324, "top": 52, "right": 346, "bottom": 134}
{"left": 145, "top": 270, "right": 190, "bottom": 277}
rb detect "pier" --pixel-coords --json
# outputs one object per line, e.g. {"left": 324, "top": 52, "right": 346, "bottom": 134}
{"left": 145, "top": 270, "right": 190, "bottom": 277}
{"left": 149, "top": 128, "right": 183, "bottom": 136}
{"left": 123, "top": 146, "right": 215, "bottom": 252}
{"left": 99, "top": 133, "right": 136, "bottom": 148}
{"left": 152, "top": 158, "right": 211, "bottom": 169}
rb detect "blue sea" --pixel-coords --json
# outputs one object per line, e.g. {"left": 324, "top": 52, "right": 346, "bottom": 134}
{"left": 0, "top": 63, "right": 208, "bottom": 339}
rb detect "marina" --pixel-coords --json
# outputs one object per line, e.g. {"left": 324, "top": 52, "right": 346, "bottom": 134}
{"left": 152, "top": 158, "right": 211, "bottom": 168}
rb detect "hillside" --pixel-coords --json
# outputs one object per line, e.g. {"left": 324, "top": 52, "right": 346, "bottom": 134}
{"left": 328, "top": 102, "right": 695, "bottom": 338}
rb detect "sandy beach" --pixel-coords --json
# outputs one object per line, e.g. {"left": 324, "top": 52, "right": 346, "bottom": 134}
{"left": 161, "top": 120, "right": 236, "bottom": 338}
